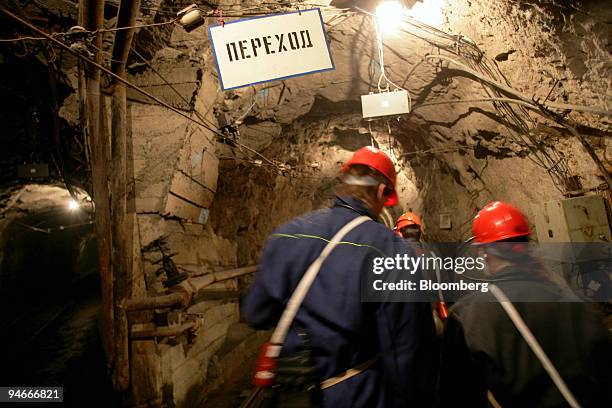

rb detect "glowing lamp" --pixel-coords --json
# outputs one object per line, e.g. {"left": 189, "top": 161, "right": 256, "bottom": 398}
{"left": 375, "top": 1, "right": 404, "bottom": 34}
{"left": 68, "top": 199, "right": 80, "bottom": 211}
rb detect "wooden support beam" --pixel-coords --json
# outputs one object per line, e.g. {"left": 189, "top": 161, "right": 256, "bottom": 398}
{"left": 79, "top": 0, "right": 116, "bottom": 371}
{"left": 108, "top": 0, "right": 141, "bottom": 392}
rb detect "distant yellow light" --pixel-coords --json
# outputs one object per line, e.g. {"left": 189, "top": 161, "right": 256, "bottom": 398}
{"left": 376, "top": 1, "right": 404, "bottom": 34}
{"left": 408, "top": 0, "right": 445, "bottom": 27}
{"left": 68, "top": 199, "right": 80, "bottom": 211}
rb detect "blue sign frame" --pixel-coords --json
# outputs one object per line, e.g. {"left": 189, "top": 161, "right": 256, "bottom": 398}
{"left": 207, "top": 8, "right": 336, "bottom": 91}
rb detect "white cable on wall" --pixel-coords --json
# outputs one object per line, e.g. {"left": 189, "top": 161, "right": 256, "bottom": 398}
{"left": 374, "top": 20, "right": 412, "bottom": 112}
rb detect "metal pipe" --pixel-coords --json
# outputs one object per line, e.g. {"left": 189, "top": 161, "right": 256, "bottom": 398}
{"left": 189, "top": 265, "right": 258, "bottom": 293}
{"left": 125, "top": 291, "right": 187, "bottom": 311}
{"left": 124, "top": 265, "right": 258, "bottom": 311}
{"left": 131, "top": 322, "right": 196, "bottom": 339}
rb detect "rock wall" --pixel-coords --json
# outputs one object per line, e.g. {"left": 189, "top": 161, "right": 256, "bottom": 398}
{"left": 126, "top": 50, "right": 241, "bottom": 406}
{"left": 203, "top": 0, "right": 611, "bottom": 244}
{"left": 10, "top": 0, "right": 608, "bottom": 406}
{"left": 412, "top": 0, "right": 612, "bottom": 240}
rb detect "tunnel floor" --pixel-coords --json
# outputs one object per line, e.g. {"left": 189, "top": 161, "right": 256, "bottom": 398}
{"left": 0, "top": 274, "right": 116, "bottom": 407}
{"left": 204, "top": 362, "right": 261, "bottom": 408}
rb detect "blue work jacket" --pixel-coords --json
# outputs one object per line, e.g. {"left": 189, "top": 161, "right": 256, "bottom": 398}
{"left": 242, "top": 196, "right": 437, "bottom": 407}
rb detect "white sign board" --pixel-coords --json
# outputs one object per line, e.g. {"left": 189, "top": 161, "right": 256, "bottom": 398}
{"left": 208, "top": 8, "right": 335, "bottom": 91}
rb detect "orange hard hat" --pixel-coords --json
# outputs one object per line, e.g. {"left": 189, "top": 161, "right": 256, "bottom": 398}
{"left": 473, "top": 201, "right": 531, "bottom": 243}
{"left": 395, "top": 212, "right": 422, "bottom": 232}
{"left": 341, "top": 147, "right": 398, "bottom": 206}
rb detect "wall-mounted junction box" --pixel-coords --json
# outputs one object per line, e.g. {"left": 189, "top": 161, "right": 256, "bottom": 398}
{"left": 361, "top": 90, "right": 410, "bottom": 119}
{"left": 439, "top": 213, "right": 452, "bottom": 230}
{"left": 534, "top": 195, "right": 611, "bottom": 243}
{"left": 534, "top": 195, "right": 612, "bottom": 299}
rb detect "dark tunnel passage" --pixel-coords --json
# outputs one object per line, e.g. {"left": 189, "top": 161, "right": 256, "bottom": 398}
{"left": 0, "top": 185, "right": 113, "bottom": 405}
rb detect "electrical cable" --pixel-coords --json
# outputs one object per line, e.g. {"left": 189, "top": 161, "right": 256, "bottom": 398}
{"left": 372, "top": 18, "right": 412, "bottom": 111}
{"left": 130, "top": 49, "right": 281, "bottom": 169}
{"left": 0, "top": 5, "right": 286, "bottom": 172}
{"left": 413, "top": 97, "right": 543, "bottom": 110}
{"left": 410, "top": 97, "right": 578, "bottom": 186}
{"left": 426, "top": 55, "right": 611, "bottom": 116}
{"left": 424, "top": 54, "right": 610, "bottom": 188}
{"left": 87, "top": 41, "right": 130, "bottom": 65}
{"left": 0, "top": 35, "right": 46, "bottom": 42}
{"left": 54, "top": 19, "right": 178, "bottom": 37}
{"left": 353, "top": 0, "right": 608, "bottom": 188}
{"left": 355, "top": 0, "right": 606, "bottom": 192}
{"left": 0, "top": 7, "right": 205, "bottom": 128}
{"left": 232, "top": 94, "right": 258, "bottom": 125}
{"left": 400, "top": 56, "right": 426, "bottom": 89}
{"left": 460, "top": 53, "right": 568, "bottom": 187}
{"left": 130, "top": 48, "right": 214, "bottom": 138}
{"left": 429, "top": 54, "right": 611, "bottom": 116}
{"left": 8, "top": 3, "right": 605, "bottom": 184}
{"left": 98, "top": 20, "right": 177, "bottom": 33}
{"left": 400, "top": 144, "right": 470, "bottom": 157}
{"left": 419, "top": 39, "right": 551, "bottom": 179}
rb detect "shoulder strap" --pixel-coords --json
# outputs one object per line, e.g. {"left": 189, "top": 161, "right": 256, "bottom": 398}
{"left": 489, "top": 284, "right": 582, "bottom": 408}
{"left": 269, "top": 216, "right": 371, "bottom": 349}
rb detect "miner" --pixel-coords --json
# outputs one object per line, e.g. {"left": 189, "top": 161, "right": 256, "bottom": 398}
{"left": 438, "top": 201, "right": 610, "bottom": 407}
{"left": 394, "top": 211, "right": 423, "bottom": 242}
{"left": 242, "top": 146, "right": 437, "bottom": 407}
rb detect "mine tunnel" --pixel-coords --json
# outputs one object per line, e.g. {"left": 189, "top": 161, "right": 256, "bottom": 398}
{"left": 0, "top": 0, "right": 610, "bottom": 407}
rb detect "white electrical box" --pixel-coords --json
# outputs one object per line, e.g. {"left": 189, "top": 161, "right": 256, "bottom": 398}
{"left": 439, "top": 213, "right": 452, "bottom": 230}
{"left": 534, "top": 195, "right": 611, "bottom": 243}
{"left": 361, "top": 90, "right": 410, "bottom": 119}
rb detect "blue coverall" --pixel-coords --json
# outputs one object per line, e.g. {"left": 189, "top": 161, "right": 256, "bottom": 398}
{"left": 242, "top": 196, "right": 437, "bottom": 407}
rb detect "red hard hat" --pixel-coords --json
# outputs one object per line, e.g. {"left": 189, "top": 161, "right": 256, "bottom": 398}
{"left": 341, "top": 147, "right": 398, "bottom": 206}
{"left": 473, "top": 201, "right": 531, "bottom": 243}
{"left": 395, "top": 212, "right": 423, "bottom": 232}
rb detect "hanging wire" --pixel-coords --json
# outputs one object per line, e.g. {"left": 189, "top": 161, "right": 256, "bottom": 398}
{"left": 130, "top": 49, "right": 282, "bottom": 170}
{"left": 232, "top": 91, "right": 259, "bottom": 126}
{"left": 4, "top": 2, "right": 602, "bottom": 190}
{"left": 354, "top": 6, "right": 588, "bottom": 193}
{"left": 54, "top": 19, "right": 178, "bottom": 37}
{"left": 372, "top": 18, "right": 412, "bottom": 111}
{"left": 0, "top": 6, "right": 289, "bottom": 174}
{"left": 0, "top": 35, "right": 46, "bottom": 42}
{"left": 96, "top": 19, "right": 177, "bottom": 33}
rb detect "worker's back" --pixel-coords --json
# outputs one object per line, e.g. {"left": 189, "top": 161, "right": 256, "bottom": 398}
{"left": 243, "top": 196, "right": 437, "bottom": 407}
{"left": 439, "top": 268, "right": 611, "bottom": 408}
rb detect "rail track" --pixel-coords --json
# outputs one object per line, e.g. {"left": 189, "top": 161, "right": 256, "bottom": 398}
{"left": 239, "top": 386, "right": 266, "bottom": 408}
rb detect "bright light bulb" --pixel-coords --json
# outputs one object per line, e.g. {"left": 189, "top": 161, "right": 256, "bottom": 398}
{"left": 408, "top": 0, "right": 445, "bottom": 27}
{"left": 68, "top": 199, "right": 80, "bottom": 211}
{"left": 376, "top": 1, "right": 404, "bottom": 34}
